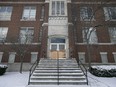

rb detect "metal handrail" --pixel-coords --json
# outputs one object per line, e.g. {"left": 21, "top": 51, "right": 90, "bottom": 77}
{"left": 76, "top": 58, "right": 88, "bottom": 85}
{"left": 28, "top": 59, "right": 40, "bottom": 85}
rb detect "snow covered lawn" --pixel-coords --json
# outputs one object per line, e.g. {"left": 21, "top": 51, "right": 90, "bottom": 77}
{"left": 0, "top": 71, "right": 116, "bottom": 87}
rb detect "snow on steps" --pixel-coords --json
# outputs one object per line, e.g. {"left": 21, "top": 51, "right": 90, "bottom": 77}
{"left": 28, "top": 58, "right": 87, "bottom": 85}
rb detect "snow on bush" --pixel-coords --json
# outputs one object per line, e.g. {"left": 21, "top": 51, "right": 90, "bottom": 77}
{"left": 0, "top": 64, "right": 8, "bottom": 75}
{"left": 0, "top": 65, "right": 7, "bottom": 68}
{"left": 90, "top": 65, "right": 116, "bottom": 77}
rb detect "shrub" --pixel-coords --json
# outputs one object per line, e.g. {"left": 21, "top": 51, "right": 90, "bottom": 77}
{"left": 90, "top": 66, "right": 116, "bottom": 77}
{"left": 0, "top": 65, "right": 8, "bottom": 75}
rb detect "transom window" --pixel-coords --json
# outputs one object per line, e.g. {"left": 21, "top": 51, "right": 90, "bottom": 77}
{"left": 82, "top": 27, "right": 98, "bottom": 43}
{"left": 109, "top": 27, "right": 116, "bottom": 43}
{"left": 51, "top": 38, "right": 65, "bottom": 43}
{"left": 0, "top": 27, "right": 8, "bottom": 42}
{"left": 51, "top": 1, "right": 65, "bottom": 16}
{"left": 80, "top": 7, "right": 93, "bottom": 21}
{"left": 22, "top": 6, "right": 36, "bottom": 20}
{"left": 104, "top": 7, "right": 116, "bottom": 21}
{"left": 0, "top": 6, "right": 13, "bottom": 20}
{"left": 19, "top": 27, "right": 34, "bottom": 44}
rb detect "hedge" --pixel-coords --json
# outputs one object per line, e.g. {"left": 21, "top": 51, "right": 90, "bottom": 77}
{"left": 0, "top": 65, "right": 8, "bottom": 75}
{"left": 90, "top": 66, "right": 116, "bottom": 77}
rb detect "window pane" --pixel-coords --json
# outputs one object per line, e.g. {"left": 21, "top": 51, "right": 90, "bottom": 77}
{"left": 0, "top": 27, "right": 8, "bottom": 42}
{"left": 82, "top": 27, "right": 98, "bottom": 43}
{"left": 59, "top": 45, "right": 65, "bottom": 50}
{"left": 20, "top": 28, "right": 34, "bottom": 44}
{"left": 61, "top": 1, "right": 65, "bottom": 15}
{"left": 56, "top": 1, "right": 60, "bottom": 15}
{"left": 51, "top": 38, "right": 65, "bottom": 43}
{"left": 80, "top": 7, "right": 93, "bottom": 20}
{"left": 110, "top": 8, "right": 116, "bottom": 19}
{"left": 51, "top": 45, "right": 57, "bottom": 51}
{"left": 23, "top": 6, "right": 36, "bottom": 19}
{"left": 109, "top": 27, "right": 116, "bottom": 43}
{"left": 52, "top": 1, "right": 55, "bottom": 15}
{"left": 0, "top": 6, "right": 12, "bottom": 20}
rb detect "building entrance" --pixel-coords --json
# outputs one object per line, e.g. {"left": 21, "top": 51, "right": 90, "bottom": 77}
{"left": 50, "top": 38, "right": 66, "bottom": 59}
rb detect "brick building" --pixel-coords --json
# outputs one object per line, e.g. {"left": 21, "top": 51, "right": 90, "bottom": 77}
{"left": 0, "top": 0, "right": 116, "bottom": 71}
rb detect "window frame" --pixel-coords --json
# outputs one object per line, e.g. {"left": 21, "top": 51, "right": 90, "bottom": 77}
{"left": 108, "top": 27, "right": 116, "bottom": 43}
{"left": 22, "top": 6, "right": 36, "bottom": 21}
{"left": 51, "top": 1, "right": 65, "bottom": 16}
{"left": 82, "top": 27, "right": 98, "bottom": 44}
{"left": 19, "top": 27, "right": 34, "bottom": 44}
{"left": 104, "top": 7, "right": 116, "bottom": 21}
{"left": 0, "top": 6, "right": 13, "bottom": 20}
{"left": 80, "top": 7, "right": 94, "bottom": 21}
{"left": 0, "top": 27, "right": 8, "bottom": 43}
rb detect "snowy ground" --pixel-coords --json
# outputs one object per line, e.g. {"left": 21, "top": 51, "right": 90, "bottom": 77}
{"left": 0, "top": 71, "right": 116, "bottom": 87}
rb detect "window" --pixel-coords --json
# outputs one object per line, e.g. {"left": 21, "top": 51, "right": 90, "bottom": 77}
{"left": 80, "top": 7, "right": 93, "bottom": 21}
{"left": 0, "top": 27, "right": 8, "bottom": 42}
{"left": 51, "top": 38, "right": 65, "bottom": 43}
{"left": 109, "top": 27, "right": 116, "bottom": 43}
{"left": 112, "top": 52, "right": 116, "bottom": 63}
{"left": 100, "top": 52, "right": 108, "bottom": 63}
{"left": 19, "top": 27, "right": 34, "bottom": 44}
{"left": 104, "top": 7, "right": 116, "bottom": 21}
{"left": 41, "top": 5, "right": 45, "bottom": 19}
{"left": 82, "top": 27, "right": 98, "bottom": 43}
{"left": 22, "top": 6, "right": 36, "bottom": 20}
{"left": 31, "top": 52, "right": 38, "bottom": 63}
{"left": 78, "top": 52, "right": 85, "bottom": 63}
{"left": 8, "top": 52, "right": 16, "bottom": 63}
{"left": 0, "top": 6, "right": 13, "bottom": 20}
{"left": 0, "top": 52, "right": 3, "bottom": 63}
{"left": 51, "top": 1, "right": 65, "bottom": 16}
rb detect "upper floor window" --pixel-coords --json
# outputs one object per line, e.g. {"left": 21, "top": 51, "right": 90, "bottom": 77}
{"left": 19, "top": 27, "right": 34, "bottom": 44}
{"left": 0, "top": 27, "right": 8, "bottom": 42}
{"left": 109, "top": 27, "right": 116, "bottom": 43}
{"left": 41, "top": 5, "right": 45, "bottom": 19}
{"left": 51, "top": 1, "right": 65, "bottom": 16}
{"left": 104, "top": 7, "right": 116, "bottom": 21}
{"left": 0, "top": 6, "right": 13, "bottom": 20}
{"left": 82, "top": 27, "right": 98, "bottom": 43}
{"left": 80, "top": 7, "right": 93, "bottom": 21}
{"left": 22, "top": 6, "right": 36, "bottom": 20}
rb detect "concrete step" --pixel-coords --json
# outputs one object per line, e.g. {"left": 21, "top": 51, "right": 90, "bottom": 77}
{"left": 30, "top": 80, "right": 87, "bottom": 85}
{"left": 31, "top": 76, "right": 86, "bottom": 80}
{"left": 34, "top": 70, "right": 82, "bottom": 73}
{"left": 33, "top": 73, "right": 84, "bottom": 76}
{"left": 28, "top": 58, "right": 87, "bottom": 85}
{"left": 36, "top": 67, "right": 80, "bottom": 70}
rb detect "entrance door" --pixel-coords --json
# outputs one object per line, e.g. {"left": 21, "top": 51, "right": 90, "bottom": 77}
{"left": 50, "top": 38, "right": 66, "bottom": 59}
{"left": 50, "top": 44, "right": 66, "bottom": 59}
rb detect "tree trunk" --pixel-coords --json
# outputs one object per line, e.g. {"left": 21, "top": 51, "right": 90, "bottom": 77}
{"left": 87, "top": 41, "right": 92, "bottom": 71}
{"left": 20, "top": 56, "right": 23, "bottom": 73}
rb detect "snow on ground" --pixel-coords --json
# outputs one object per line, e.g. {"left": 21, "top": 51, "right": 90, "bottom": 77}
{"left": 0, "top": 72, "right": 29, "bottom": 87}
{"left": 0, "top": 71, "right": 116, "bottom": 87}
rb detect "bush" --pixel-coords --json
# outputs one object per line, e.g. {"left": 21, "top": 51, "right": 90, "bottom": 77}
{"left": 90, "top": 66, "right": 116, "bottom": 77}
{"left": 0, "top": 65, "right": 8, "bottom": 75}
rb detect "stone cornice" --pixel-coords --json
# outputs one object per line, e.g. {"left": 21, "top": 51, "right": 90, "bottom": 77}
{"left": 0, "top": 2, "right": 44, "bottom": 4}
{"left": 72, "top": 2, "right": 116, "bottom": 4}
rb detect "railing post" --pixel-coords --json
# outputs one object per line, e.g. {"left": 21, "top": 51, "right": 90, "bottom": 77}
{"left": 57, "top": 51, "right": 59, "bottom": 85}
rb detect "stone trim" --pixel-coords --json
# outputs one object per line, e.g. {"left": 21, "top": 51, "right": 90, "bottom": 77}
{"left": 76, "top": 43, "right": 116, "bottom": 45}
{"left": 0, "top": 2, "right": 44, "bottom": 4}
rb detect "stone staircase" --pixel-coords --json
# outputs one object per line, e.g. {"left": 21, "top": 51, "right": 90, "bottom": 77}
{"left": 28, "top": 58, "right": 87, "bottom": 86}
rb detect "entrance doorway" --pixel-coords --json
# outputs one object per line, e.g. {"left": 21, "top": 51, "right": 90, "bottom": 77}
{"left": 50, "top": 38, "right": 66, "bottom": 59}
